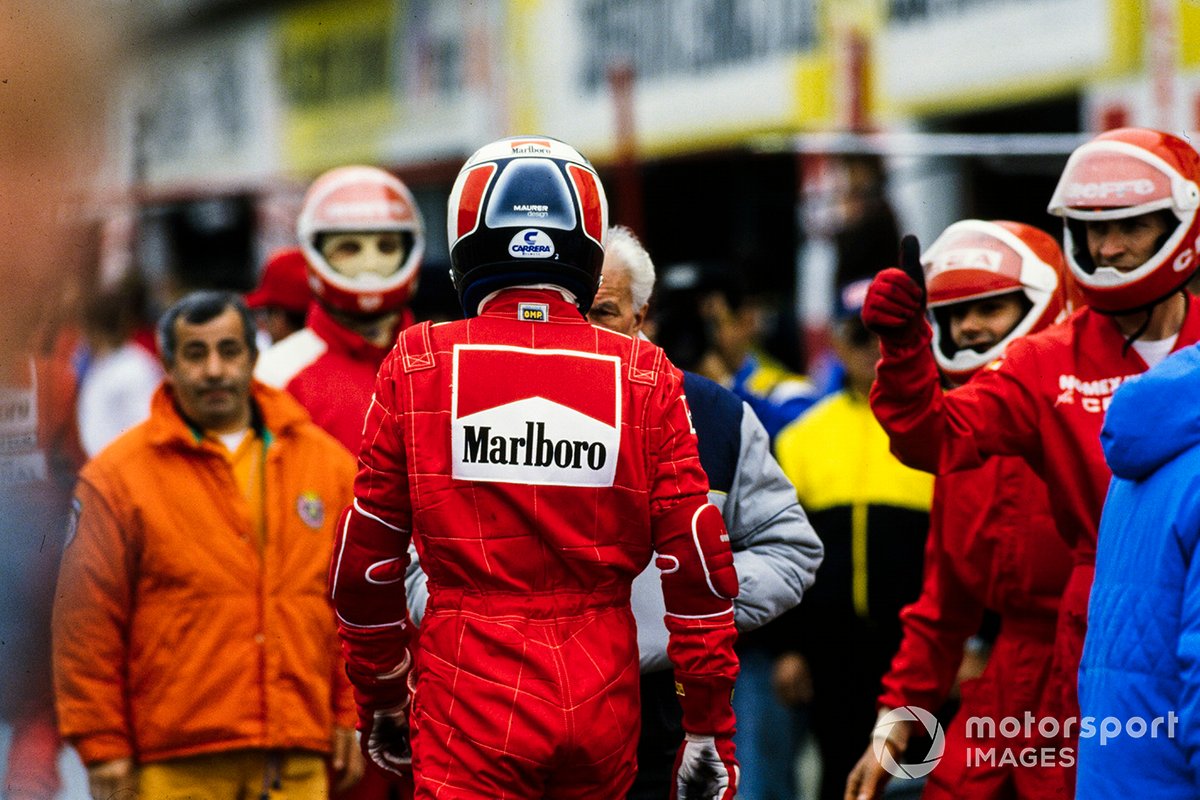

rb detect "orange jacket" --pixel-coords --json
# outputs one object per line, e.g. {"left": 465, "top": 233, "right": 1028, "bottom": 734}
{"left": 52, "top": 381, "right": 356, "bottom": 766}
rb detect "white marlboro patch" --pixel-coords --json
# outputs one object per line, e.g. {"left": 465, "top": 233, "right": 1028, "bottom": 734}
{"left": 451, "top": 345, "right": 621, "bottom": 487}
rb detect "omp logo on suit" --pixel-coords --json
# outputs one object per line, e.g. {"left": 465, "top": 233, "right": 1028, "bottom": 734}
{"left": 451, "top": 345, "right": 621, "bottom": 487}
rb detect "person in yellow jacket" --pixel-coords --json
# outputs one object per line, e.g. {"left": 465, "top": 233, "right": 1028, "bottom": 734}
{"left": 774, "top": 279, "right": 933, "bottom": 800}
{"left": 52, "top": 291, "right": 363, "bottom": 800}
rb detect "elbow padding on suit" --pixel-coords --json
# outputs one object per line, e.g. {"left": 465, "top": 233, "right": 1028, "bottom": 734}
{"left": 330, "top": 503, "right": 414, "bottom": 692}
{"left": 655, "top": 501, "right": 739, "bottom": 620}
{"left": 330, "top": 502, "right": 411, "bottom": 631}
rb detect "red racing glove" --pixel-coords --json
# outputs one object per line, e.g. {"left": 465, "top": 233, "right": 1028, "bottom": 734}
{"left": 861, "top": 235, "right": 927, "bottom": 345}
{"left": 673, "top": 733, "right": 739, "bottom": 800}
{"left": 657, "top": 502, "right": 740, "bottom": 737}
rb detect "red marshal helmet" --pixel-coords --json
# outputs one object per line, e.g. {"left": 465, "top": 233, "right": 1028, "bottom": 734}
{"left": 447, "top": 136, "right": 608, "bottom": 316}
{"left": 297, "top": 165, "right": 425, "bottom": 317}
{"left": 1047, "top": 127, "right": 1200, "bottom": 313}
{"left": 924, "top": 219, "right": 1070, "bottom": 383}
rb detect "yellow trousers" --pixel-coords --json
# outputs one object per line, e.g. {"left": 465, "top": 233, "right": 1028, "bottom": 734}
{"left": 137, "top": 750, "right": 327, "bottom": 800}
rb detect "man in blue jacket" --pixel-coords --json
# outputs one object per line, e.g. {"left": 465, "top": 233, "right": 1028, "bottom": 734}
{"left": 587, "top": 226, "right": 825, "bottom": 800}
{"left": 1081, "top": 345, "right": 1200, "bottom": 796}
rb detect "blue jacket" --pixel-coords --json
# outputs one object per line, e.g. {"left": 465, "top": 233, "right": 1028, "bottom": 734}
{"left": 730, "top": 352, "right": 822, "bottom": 442}
{"left": 1079, "top": 345, "right": 1200, "bottom": 797}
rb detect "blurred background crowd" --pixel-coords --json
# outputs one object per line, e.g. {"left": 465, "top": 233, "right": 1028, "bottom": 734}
{"left": 1, "top": 1, "right": 1197, "bottom": 798}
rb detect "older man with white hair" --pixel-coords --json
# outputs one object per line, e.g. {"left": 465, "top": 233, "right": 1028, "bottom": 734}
{"left": 591, "top": 225, "right": 824, "bottom": 800}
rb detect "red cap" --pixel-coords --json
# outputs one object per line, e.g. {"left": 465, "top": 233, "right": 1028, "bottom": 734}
{"left": 245, "top": 247, "right": 313, "bottom": 315}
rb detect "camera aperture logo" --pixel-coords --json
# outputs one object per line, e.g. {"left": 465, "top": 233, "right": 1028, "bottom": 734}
{"left": 873, "top": 706, "right": 945, "bottom": 779}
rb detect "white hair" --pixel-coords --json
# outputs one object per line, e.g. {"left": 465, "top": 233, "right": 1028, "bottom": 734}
{"left": 604, "top": 225, "right": 656, "bottom": 311}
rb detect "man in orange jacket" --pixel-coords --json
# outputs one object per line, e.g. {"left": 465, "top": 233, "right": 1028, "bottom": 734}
{"left": 52, "top": 291, "right": 363, "bottom": 800}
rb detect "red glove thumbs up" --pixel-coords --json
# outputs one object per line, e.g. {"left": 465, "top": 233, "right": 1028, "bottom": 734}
{"left": 898, "top": 234, "right": 925, "bottom": 303}
{"left": 861, "top": 235, "right": 928, "bottom": 345}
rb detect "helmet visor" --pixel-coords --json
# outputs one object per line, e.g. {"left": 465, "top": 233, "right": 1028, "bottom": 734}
{"left": 926, "top": 225, "right": 1027, "bottom": 308}
{"left": 318, "top": 231, "right": 413, "bottom": 281}
{"left": 1048, "top": 141, "right": 1194, "bottom": 220}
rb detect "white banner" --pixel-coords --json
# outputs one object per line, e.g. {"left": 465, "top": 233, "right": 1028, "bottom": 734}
{"left": 878, "top": 0, "right": 1117, "bottom": 109}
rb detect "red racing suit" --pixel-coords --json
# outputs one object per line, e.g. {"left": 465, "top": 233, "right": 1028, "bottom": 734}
{"left": 871, "top": 302, "right": 1200, "bottom": 766}
{"left": 330, "top": 288, "right": 740, "bottom": 799}
{"left": 879, "top": 456, "right": 1072, "bottom": 799}
{"left": 255, "top": 303, "right": 410, "bottom": 452}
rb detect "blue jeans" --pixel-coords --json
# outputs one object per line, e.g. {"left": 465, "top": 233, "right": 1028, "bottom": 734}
{"left": 733, "top": 647, "right": 808, "bottom": 800}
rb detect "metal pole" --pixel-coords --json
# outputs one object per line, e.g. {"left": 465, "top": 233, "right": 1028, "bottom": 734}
{"left": 607, "top": 61, "right": 646, "bottom": 238}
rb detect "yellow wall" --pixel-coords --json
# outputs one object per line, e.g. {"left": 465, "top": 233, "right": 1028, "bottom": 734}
{"left": 1181, "top": 0, "right": 1200, "bottom": 67}
{"left": 278, "top": 0, "right": 398, "bottom": 173}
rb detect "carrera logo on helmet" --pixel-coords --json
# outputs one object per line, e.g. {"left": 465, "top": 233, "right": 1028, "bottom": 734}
{"left": 931, "top": 248, "right": 1003, "bottom": 274}
{"left": 1065, "top": 179, "right": 1156, "bottom": 201}
{"left": 509, "top": 229, "right": 555, "bottom": 258}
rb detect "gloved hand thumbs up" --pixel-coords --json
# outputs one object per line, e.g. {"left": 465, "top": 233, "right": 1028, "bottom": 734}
{"left": 898, "top": 234, "right": 925, "bottom": 304}
{"left": 861, "top": 235, "right": 927, "bottom": 344}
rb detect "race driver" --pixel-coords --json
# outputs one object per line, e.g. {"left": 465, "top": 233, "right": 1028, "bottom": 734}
{"left": 330, "top": 136, "right": 741, "bottom": 800}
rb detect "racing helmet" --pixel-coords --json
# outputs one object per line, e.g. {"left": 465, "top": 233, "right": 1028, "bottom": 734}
{"left": 1047, "top": 127, "right": 1200, "bottom": 313}
{"left": 447, "top": 136, "right": 608, "bottom": 316}
{"left": 924, "top": 219, "right": 1070, "bottom": 383}
{"left": 297, "top": 165, "right": 425, "bottom": 316}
